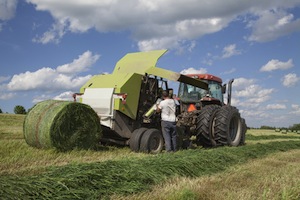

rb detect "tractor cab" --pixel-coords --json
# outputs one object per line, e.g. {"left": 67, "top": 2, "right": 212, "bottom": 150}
{"left": 178, "top": 74, "right": 225, "bottom": 110}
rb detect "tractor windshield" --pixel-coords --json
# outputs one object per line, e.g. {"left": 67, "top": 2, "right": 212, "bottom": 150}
{"left": 178, "top": 80, "right": 223, "bottom": 103}
{"left": 208, "top": 81, "right": 223, "bottom": 102}
{"left": 178, "top": 83, "right": 207, "bottom": 102}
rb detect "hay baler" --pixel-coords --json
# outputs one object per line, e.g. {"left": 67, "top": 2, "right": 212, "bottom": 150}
{"left": 74, "top": 49, "right": 246, "bottom": 153}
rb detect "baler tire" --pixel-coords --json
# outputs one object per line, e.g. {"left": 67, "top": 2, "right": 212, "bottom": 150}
{"left": 196, "top": 104, "right": 220, "bottom": 147}
{"left": 214, "top": 106, "right": 242, "bottom": 146}
{"left": 129, "top": 128, "right": 148, "bottom": 152}
{"left": 140, "top": 129, "right": 164, "bottom": 154}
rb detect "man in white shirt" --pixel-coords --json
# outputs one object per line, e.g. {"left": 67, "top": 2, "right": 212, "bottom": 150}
{"left": 157, "top": 90, "right": 177, "bottom": 152}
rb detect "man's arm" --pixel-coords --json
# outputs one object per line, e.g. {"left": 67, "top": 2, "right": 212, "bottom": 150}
{"left": 156, "top": 104, "right": 161, "bottom": 113}
{"left": 156, "top": 100, "right": 163, "bottom": 113}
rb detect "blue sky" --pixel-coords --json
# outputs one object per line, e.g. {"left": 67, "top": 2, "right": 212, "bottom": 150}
{"left": 0, "top": 0, "right": 300, "bottom": 128}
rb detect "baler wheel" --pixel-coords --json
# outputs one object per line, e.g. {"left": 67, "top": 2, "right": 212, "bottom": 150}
{"left": 140, "top": 129, "right": 164, "bottom": 154}
{"left": 129, "top": 128, "right": 147, "bottom": 152}
{"left": 214, "top": 106, "right": 242, "bottom": 146}
{"left": 195, "top": 104, "right": 220, "bottom": 147}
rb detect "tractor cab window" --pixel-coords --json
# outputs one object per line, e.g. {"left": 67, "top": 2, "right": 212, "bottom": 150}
{"left": 178, "top": 83, "right": 207, "bottom": 102}
{"left": 208, "top": 81, "right": 223, "bottom": 103}
{"left": 178, "top": 81, "right": 223, "bottom": 103}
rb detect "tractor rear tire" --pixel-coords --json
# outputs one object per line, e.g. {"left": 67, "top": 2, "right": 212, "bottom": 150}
{"left": 239, "top": 118, "right": 247, "bottom": 145}
{"left": 129, "top": 128, "right": 147, "bottom": 152}
{"left": 214, "top": 106, "right": 242, "bottom": 146}
{"left": 196, "top": 104, "right": 220, "bottom": 147}
{"left": 140, "top": 129, "right": 164, "bottom": 154}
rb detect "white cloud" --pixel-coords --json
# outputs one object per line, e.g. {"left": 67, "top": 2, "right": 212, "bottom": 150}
{"left": 137, "top": 35, "right": 204, "bottom": 53}
{"left": 232, "top": 77, "right": 274, "bottom": 108}
{"left": 138, "top": 36, "right": 181, "bottom": 52}
{"left": 57, "top": 51, "right": 100, "bottom": 74}
{"left": 32, "top": 20, "right": 68, "bottom": 44}
{"left": 247, "top": 88, "right": 274, "bottom": 103}
{"left": 188, "top": 41, "right": 196, "bottom": 52}
{"left": 32, "top": 91, "right": 74, "bottom": 104}
{"left": 175, "top": 18, "right": 228, "bottom": 39}
{"left": 32, "top": 94, "right": 53, "bottom": 104}
{"left": 221, "top": 44, "right": 241, "bottom": 58}
{"left": 53, "top": 91, "right": 74, "bottom": 101}
{"left": 235, "top": 86, "right": 274, "bottom": 104}
{"left": 27, "top": 0, "right": 300, "bottom": 50}
{"left": 7, "top": 68, "right": 92, "bottom": 91}
{"left": 202, "top": 59, "right": 213, "bottom": 66}
{"left": 0, "top": 0, "right": 17, "bottom": 32}
{"left": 235, "top": 84, "right": 260, "bottom": 97}
{"left": 222, "top": 68, "right": 236, "bottom": 75}
{"left": 241, "top": 109, "right": 270, "bottom": 119}
{"left": 180, "top": 67, "right": 207, "bottom": 75}
{"left": 8, "top": 68, "right": 56, "bottom": 91}
{"left": 0, "top": 92, "right": 16, "bottom": 100}
{"left": 0, "top": 0, "right": 17, "bottom": 20}
{"left": 247, "top": 9, "right": 300, "bottom": 42}
{"left": 266, "top": 104, "right": 286, "bottom": 110}
{"left": 260, "top": 59, "right": 293, "bottom": 72}
{"left": 231, "top": 77, "right": 300, "bottom": 127}
{"left": 0, "top": 76, "right": 10, "bottom": 83}
{"left": 282, "top": 73, "right": 300, "bottom": 87}
{"left": 54, "top": 74, "right": 92, "bottom": 89}
{"left": 7, "top": 51, "right": 98, "bottom": 91}
{"left": 232, "top": 77, "right": 256, "bottom": 91}
{"left": 290, "top": 104, "right": 300, "bottom": 115}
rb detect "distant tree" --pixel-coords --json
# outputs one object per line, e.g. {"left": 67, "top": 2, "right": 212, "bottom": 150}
{"left": 290, "top": 123, "right": 300, "bottom": 131}
{"left": 260, "top": 125, "right": 275, "bottom": 130}
{"left": 14, "top": 105, "right": 26, "bottom": 114}
{"left": 0, "top": 108, "right": 2, "bottom": 113}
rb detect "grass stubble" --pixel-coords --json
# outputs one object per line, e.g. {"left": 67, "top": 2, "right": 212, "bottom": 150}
{"left": 112, "top": 149, "right": 300, "bottom": 200}
{"left": 1, "top": 114, "right": 300, "bottom": 199}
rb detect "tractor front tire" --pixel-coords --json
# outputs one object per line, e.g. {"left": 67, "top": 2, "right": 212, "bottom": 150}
{"left": 129, "top": 128, "right": 147, "bottom": 152}
{"left": 140, "top": 129, "right": 164, "bottom": 154}
{"left": 214, "top": 106, "right": 242, "bottom": 146}
{"left": 196, "top": 104, "right": 220, "bottom": 147}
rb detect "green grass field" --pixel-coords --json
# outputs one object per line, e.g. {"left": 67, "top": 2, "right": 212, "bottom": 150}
{"left": 1, "top": 114, "right": 300, "bottom": 199}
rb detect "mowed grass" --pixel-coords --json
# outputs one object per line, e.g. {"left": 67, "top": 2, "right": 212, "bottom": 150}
{"left": 112, "top": 149, "right": 300, "bottom": 200}
{"left": 0, "top": 114, "right": 24, "bottom": 139}
{"left": 0, "top": 114, "right": 148, "bottom": 175}
{"left": 113, "top": 129, "right": 300, "bottom": 200}
{"left": 1, "top": 114, "right": 300, "bottom": 199}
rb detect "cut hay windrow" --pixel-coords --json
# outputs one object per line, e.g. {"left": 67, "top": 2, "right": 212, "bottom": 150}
{"left": 246, "top": 134, "right": 300, "bottom": 141}
{"left": 23, "top": 100, "right": 102, "bottom": 151}
{"left": 1, "top": 141, "right": 300, "bottom": 199}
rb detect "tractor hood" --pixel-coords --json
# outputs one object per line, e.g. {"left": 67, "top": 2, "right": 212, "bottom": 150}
{"left": 113, "top": 49, "right": 208, "bottom": 90}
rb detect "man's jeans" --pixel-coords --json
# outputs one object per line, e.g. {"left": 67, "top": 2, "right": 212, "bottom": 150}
{"left": 161, "top": 120, "right": 177, "bottom": 152}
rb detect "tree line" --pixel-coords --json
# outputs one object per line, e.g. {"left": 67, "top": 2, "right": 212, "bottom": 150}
{"left": 260, "top": 124, "right": 300, "bottom": 131}
{"left": 0, "top": 105, "right": 27, "bottom": 114}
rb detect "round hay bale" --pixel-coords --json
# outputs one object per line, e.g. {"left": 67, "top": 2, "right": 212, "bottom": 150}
{"left": 24, "top": 100, "right": 102, "bottom": 151}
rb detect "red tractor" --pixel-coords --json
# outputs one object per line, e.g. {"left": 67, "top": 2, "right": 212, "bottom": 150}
{"left": 176, "top": 74, "right": 246, "bottom": 148}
